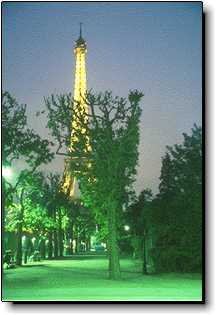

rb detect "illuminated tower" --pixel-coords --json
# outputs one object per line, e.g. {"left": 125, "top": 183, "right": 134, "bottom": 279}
{"left": 73, "top": 23, "right": 87, "bottom": 116}
{"left": 62, "top": 23, "right": 88, "bottom": 198}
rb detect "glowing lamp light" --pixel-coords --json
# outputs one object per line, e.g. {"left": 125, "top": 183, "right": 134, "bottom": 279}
{"left": 124, "top": 225, "right": 130, "bottom": 231}
{"left": 2, "top": 166, "right": 12, "bottom": 180}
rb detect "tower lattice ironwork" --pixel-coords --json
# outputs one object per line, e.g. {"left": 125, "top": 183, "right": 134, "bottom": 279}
{"left": 62, "top": 23, "right": 88, "bottom": 198}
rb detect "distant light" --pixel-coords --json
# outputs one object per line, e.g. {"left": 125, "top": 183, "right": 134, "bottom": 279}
{"left": 124, "top": 225, "right": 130, "bottom": 231}
{"left": 2, "top": 166, "right": 12, "bottom": 180}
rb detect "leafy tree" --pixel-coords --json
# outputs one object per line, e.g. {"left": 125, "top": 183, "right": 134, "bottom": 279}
{"left": 40, "top": 173, "right": 62, "bottom": 258}
{"left": 44, "top": 90, "right": 143, "bottom": 279}
{"left": 126, "top": 189, "right": 153, "bottom": 274}
{"left": 2, "top": 91, "right": 54, "bottom": 256}
{"left": 152, "top": 125, "right": 202, "bottom": 272}
{"left": 2, "top": 92, "right": 53, "bottom": 169}
{"left": 2, "top": 91, "right": 53, "bottom": 209}
{"left": 6, "top": 171, "right": 53, "bottom": 264}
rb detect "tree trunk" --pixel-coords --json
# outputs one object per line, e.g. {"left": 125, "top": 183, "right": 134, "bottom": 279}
{"left": 53, "top": 209, "right": 58, "bottom": 258}
{"left": 69, "top": 221, "right": 74, "bottom": 255}
{"left": 24, "top": 249, "right": 28, "bottom": 264}
{"left": 58, "top": 209, "right": 64, "bottom": 257}
{"left": 76, "top": 235, "right": 80, "bottom": 253}
{"left": 66, "top": 219, "right": 73, "bottom": 255}
{"left": 54, "top": 231, "right": 58, "bottom": 258}
{"left": 48, "top": 231, "right": 53, "bottom": 259}
{"left": 108, "top": 204, "right": 121, "bottom": 280}
{"left": 47, "top": 205, "right": 53, "bottom": 259}
{"left": 40, "top": 239, "right": 46, "bottom": 259}
{"left": 2, "top": 181, "right": 6, "bottom": 254}
{"left": 58, "top": 230, "right": 64, "bottom": 257}
{"left": 142, "top": 231, "right": 148, "bottom": 275}
{"left": 65, "top": 231, "right": 70, "bottom": 255}
{"left": 16, "top": 222, "right": 23, "bottom": 266}
{"left": 16, "top": 189, "right": 25, "bottom": 266}
{"left": 74, "top": 224, "right": 79, "bottom": 253}
{"left": 86, "top": 237, "right": 91, "bottom": 252}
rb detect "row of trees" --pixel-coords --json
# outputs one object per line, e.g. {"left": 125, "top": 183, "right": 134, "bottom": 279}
{"left": 2, "top": 91, "right": 53, "bottom": 264}
{"left": 3, "top": 90, "right": 202, "bottom": 278}
{"left": 5, "top": 171, "right": 95, "bottom": 265}
{"left": 125, "top": 124, "right": 202, "bottom": 273}
{"left": 44, "top": 91, "right": 202, "bottom": 275}
{"left": 2, "top": 92, "right": 95, "bottom": 265}
{"left": 3, "top": 90, "right": 143, "bottom": 280}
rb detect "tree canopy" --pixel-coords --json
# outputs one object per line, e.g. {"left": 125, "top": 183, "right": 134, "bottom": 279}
{"left": 2, "top": 92, "right": 53, "bottom": 168}
{"left": 45, "top": 90, "right": 143, "bottom": 279}
{"left": 2, "top": 92, "right": 54, "bottom": 209}
{"left": 151, "top": 124, "right": 202, "bottom": 272}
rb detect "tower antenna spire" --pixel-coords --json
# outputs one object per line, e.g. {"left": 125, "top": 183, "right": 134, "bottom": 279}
{"left": 80, "top": 22, "right": 82, "bottom": 38}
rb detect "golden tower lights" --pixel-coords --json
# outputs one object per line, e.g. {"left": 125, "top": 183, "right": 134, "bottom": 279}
{"left": 62, "top": 23, "right": 88, "bottom": 198}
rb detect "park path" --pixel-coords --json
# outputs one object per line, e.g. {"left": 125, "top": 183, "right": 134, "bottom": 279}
{"left": 2, "top": 257, "right": 202, "bottom": 302}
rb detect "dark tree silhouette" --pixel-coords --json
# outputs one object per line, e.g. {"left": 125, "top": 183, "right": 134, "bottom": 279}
{"left": 2, "top": 92, "right": 53, "bottom": 259}
{"left": 45, "top": 90, "right": 143, "bottom": 279}
{"left": 152, "top": 125, "right": 202, "bottom": 272}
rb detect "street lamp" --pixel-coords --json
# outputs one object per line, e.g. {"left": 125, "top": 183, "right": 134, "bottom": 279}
{"left": 2, "top": 166, "right": 12, "bottom": 180}
{"left": 124, "top": 225, "right": 130, "bottom": 231}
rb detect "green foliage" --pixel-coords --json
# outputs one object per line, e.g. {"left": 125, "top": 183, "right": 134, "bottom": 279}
{"left": 159, "top": 124, "right": 202, "bottom": 197}
{"left": 5, "top": 172, "right": 56, "bottom": 236}
{"left": 45, "top": 89, "right": 143, "bottom": 278}
{"left": 70, "top": 90, "right": 143, "bottom": 226}
{"left": 2, "top": 91, "right": 54, "bottom": 167}
{"left": 125, "top": 189, "right": 153, "bottom": 258}
{"left": 44, "top": 93, "right": 73, "bottom": 152}
{"left": 45, "top": 89, "right": 143, "bottom": 230}
{"left": 2, "top": 92, "right": 54, "bottom": 212}
{"left": 152, "top": 125, "right": 202, "bottom": 272}
{"left": 129, "top": 189, "right": 153, "bottom": 234}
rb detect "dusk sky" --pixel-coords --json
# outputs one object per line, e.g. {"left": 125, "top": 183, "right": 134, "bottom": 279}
{"left": 2, "top": 1, "right": 202, "bottom": 194}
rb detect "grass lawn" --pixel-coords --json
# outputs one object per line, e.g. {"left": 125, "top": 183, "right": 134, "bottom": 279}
{"left": 2, "top": 256, "right": 202, "bottom": 302}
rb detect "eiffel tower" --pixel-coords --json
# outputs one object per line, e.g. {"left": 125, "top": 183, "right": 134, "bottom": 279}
{"left": 62, "top": 23, "right": 88, "bottom": 198}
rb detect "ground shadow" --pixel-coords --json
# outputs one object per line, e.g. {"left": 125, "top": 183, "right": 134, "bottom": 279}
{"left": 20, "top": 264, "right": 47, "bottom": 268}
{"left": 54, "top": 254, "right": 107, "bottom": 260}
